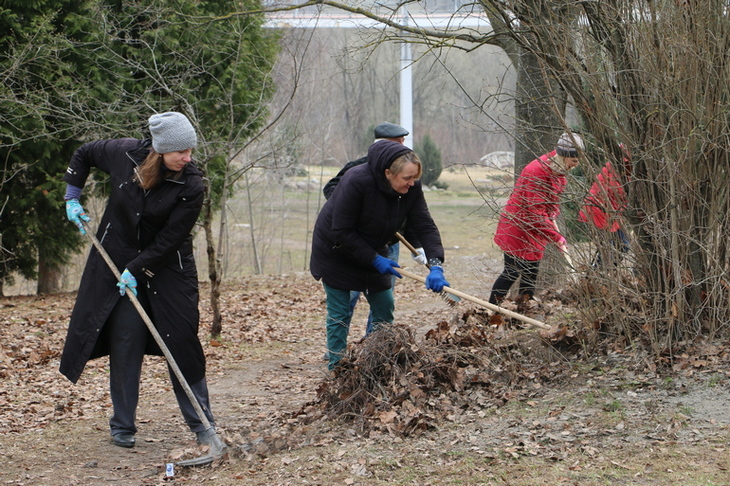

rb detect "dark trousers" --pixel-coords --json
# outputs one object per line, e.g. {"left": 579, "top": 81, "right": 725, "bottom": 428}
{"left": 592, "top": 228, "right": 630, "bottom": 268}
{"left": 349, "top": 242, "right": 401, "bottom": 335}
{"left": 489, "top": 253, "right": 541, "bottom": 305}
{"left": 107, "top": 291, "right": 215, "bottom": 437}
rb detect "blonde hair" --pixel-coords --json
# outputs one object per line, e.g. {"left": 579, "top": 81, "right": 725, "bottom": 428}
{"left": 133, "top": 149, "right": 182, "bottom": 189}
{"left": 388, "top": 151, "right": 422, "bottom": 179}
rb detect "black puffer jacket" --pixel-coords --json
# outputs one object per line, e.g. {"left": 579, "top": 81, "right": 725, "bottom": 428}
{"left": 310, "top": 140, "right": 444, "bottom": 292}
{"left": 60, "top": 138, "right": 206, "bottom": 384}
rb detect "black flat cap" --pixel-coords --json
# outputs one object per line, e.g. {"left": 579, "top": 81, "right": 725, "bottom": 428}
{"left": 374, "top": 122, "right": 409, "bottom": 139}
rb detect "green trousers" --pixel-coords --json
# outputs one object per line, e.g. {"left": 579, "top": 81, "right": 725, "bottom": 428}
{"left": 323, "top": 282, "right": 394, "bottom": 370}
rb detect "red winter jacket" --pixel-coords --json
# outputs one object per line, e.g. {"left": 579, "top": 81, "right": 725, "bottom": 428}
{"left": 493, "top": 151, "right": 566, "bottom": 261}
{"left": 578, "top": 161, "right": 626, "bottom": 232}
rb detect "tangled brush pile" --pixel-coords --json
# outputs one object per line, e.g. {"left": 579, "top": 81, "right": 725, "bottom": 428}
{"left": 315, "top": 310, "right": 565, "bottom": 437}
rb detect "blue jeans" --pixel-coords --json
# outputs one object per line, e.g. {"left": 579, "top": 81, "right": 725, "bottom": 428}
{"left": 349, "top": 243, "right": 400, "bottom": 335}
{"left": 323, "top": 282, "right": 395, "bottom": 370}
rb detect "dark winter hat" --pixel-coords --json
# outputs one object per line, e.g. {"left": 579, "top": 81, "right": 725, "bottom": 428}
{"left": 555, "top": 132, "right": 585, "bottom": 158}
{"left": 368, "top": 139, "right": 413, "bottom": 174}
{"left": 374, "top": 122, "right": 409, "bottom": 139}
{"left": 149, "top": 112, "right": 197, "bottom": 154}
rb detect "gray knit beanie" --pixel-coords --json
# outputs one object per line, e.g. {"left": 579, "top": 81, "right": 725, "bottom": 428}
{"left": 555, "top": 132, "right": 585, "bottom": 158}
{"left": 148, "top": 112, "right": 197, "bottom": 154}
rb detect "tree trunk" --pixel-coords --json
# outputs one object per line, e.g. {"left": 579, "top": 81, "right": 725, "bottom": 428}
{"left": 514, "top": 47, "right": 565, "bottom": 173}
{"left": 37, "top": 253, "right": 61, "bottom": 294}
{"left": 203, "top": 182, "right": 223, "bottom": 338}
{"left": 244, "top": 171, "right": 262, "bottom": 275}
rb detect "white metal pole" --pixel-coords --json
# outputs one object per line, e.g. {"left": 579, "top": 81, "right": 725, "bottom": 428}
{"left": 399, "top": 9, "right": 414, "bottom": 148}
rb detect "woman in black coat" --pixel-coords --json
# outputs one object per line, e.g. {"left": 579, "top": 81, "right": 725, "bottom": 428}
{"left": 310, "top": 140, "right": 449, "bottom": 370}
{"left": 61, "top": 112, "right": 217, "bottom": 449}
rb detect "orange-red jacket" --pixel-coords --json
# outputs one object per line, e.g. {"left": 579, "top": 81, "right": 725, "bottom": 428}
{"left": 578, "top": 161, "right": 626, "bottom": 232}
{"left": 493, "top": 151, "right": 566, "bottom": 261}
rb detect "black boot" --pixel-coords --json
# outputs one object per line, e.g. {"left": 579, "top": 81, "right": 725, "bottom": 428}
{"left": 112, "top": 432, "right": 135, "bottom": 448}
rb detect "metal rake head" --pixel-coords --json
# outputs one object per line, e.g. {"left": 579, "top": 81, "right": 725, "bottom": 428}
{"left": 439, "top": 289, "right": 460, "bottom": 307}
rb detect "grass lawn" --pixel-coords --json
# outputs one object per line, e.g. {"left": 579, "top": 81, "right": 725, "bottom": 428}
{"left": 185, "top": 164, "right": 510, "bottom": 280}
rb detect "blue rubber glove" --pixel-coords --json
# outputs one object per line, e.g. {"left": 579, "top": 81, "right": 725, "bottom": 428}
{"left": 117, "top": 269, "right": 138, "bottom": 296}
{"left": 372, "top": 254, "right": 402, "bottom": 278}
{"left": 425, "top": 265, "right": 449, "bottom": 292}
{"left": 65, "top": 199, "right": 91, "bottom": 235}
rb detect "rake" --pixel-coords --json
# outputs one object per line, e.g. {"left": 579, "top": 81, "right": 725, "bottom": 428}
{"left": 561, "top": 246, "right": 578, "bottom": 283}
{"left": 553, "top": 220, "right": 577, "bottom": 283}
{"left": 83, "top": 223, "right": 226, "bottom": 467}
{"left": 397, "top": 267, "right": 550, "bottom": 330}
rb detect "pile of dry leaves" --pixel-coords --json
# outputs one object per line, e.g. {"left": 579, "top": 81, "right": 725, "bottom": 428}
{"left": 303, "top": 308, "right": 581, "bottom": 439}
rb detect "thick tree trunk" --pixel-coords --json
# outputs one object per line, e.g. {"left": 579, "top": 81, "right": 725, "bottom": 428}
{"left": 37, "top": 253, "right": 61, "bottom": 294}
{"left": 514, "top": 47, "right": 565, "bottom": 173}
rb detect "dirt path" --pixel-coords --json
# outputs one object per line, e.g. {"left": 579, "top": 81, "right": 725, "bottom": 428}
{"left": 0, "top": 255, "right": 494, "bottom": 484}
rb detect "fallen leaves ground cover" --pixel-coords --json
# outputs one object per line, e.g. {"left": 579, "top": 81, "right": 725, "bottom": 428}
{"left": 2, "top": 256, "right": 730, "bottom": 485}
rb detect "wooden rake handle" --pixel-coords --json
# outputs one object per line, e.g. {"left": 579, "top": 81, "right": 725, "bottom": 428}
{"left": 394, "top": 232, "right": 421, "bottom": 260}
{"left": 397, "top": 267, "right": 550, "bottom": 330}
{"left": 83, "top": 224, "right": 214, "bottom": 431}
{"left": 394, "top": 231, "right": 460, "bottom": 306}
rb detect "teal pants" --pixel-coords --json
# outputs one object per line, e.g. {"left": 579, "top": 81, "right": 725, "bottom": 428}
{"left": 323, "top": 282, "right": 394, "bottom": 370}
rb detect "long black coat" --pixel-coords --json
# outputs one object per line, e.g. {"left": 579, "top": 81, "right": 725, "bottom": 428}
{"left": 310, "top": 140, "right": 444, "bottom": 292}
{"left": 60, "top": 138, "right": 206, "bottom": 385}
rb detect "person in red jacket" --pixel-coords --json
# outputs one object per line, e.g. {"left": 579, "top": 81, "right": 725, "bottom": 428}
{"left": 578, "top": 148, "right": 631, "bottom": 267}
{"left": 488, "top": 132, "right": 584, "bottom": 305}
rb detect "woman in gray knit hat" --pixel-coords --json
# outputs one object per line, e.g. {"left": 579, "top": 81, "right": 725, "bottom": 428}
{"left": 60, "top": 112, "right": 220, "bottom": 450}
{"left": 489, "top": 131, "right": 584, "bottom": 307}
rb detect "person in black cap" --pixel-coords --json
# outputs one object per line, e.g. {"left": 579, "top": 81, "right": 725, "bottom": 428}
{"left": 321, "top": 123, "right": 426, "bottom": 347}
{"left": 60, "top": 111, "right": 219, "bottom": 450}
{"left": 311, "top": 140, "right": 449, "bottom": 371}
{"left": 322, "top": 122, "right": 410, "bottom": 199}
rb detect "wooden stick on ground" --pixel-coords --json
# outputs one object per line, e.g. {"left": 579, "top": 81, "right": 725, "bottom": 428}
{"left": 397, "top": 267, "right": 550, "bottom": 330}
